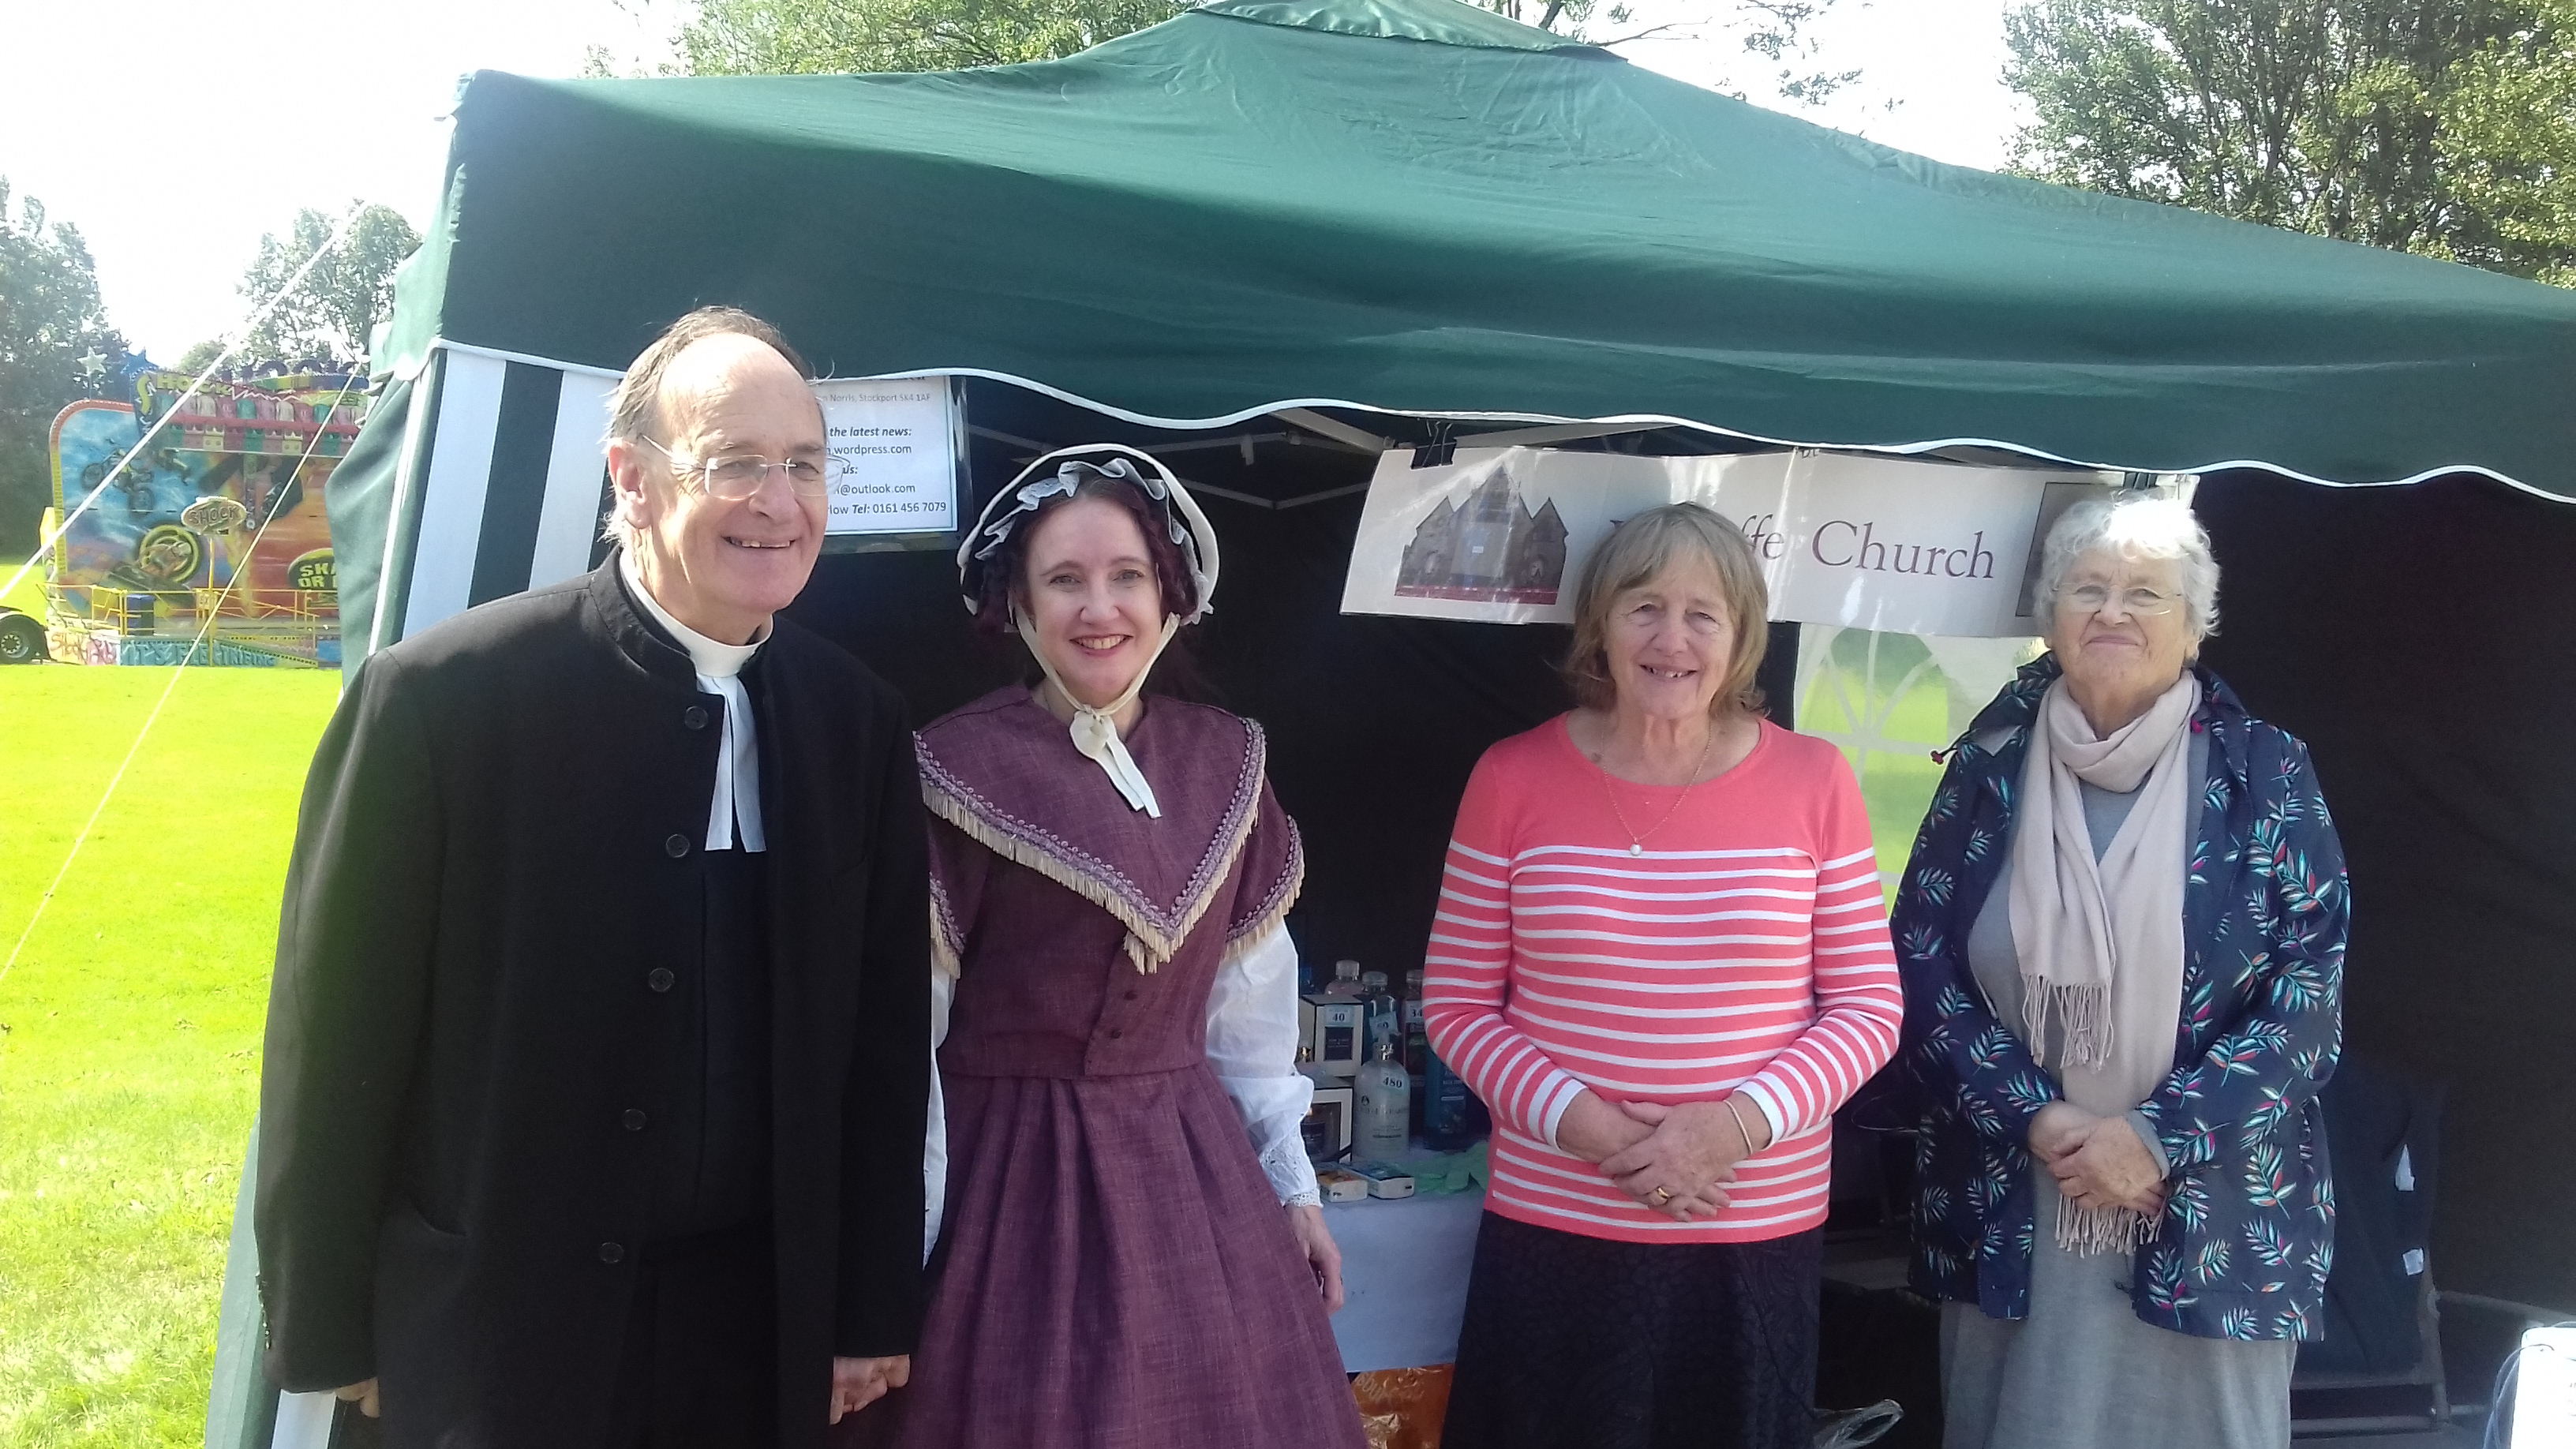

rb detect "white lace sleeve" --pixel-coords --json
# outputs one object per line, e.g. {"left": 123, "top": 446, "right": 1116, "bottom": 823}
{"left": 923, "top": 966, "right": 953, "bottom": 1261}
{"left": 1206, "top": 922, "right": 1321, "bottom": 1207}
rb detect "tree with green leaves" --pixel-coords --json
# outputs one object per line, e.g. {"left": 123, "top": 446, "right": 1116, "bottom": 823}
{"left": 1, "top": 178, "right": 130, "bottom": 556}
{"left": 174, "top": 338, "right": 227, "bottom": 376}
{"left": 230, "top": 203, "right": 422, "bottom": 367}
{"left": 2443, "top": 0, "right": 2576, "bottom": 280}
{"left": 2004, "top": 0, "right": 2576, "bottom": 281}
{"left": 663, "top": 0, "right": 1855, "bottom": 107}
{"left": 1473, "top": 0, "right": 1856, "bottom": 103}
{"left": 673, "top": 0, "right": 1192, "bottom": 73}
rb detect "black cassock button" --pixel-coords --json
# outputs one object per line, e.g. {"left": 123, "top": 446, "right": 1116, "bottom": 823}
{"left": 1123, "top": 989, "right": 1140, "bottom": 1002}
{"left": 1106, "top": 1028, "right": 1124, "bottom": 1039}
{"left": 598, "top": 1241, "right": 625, "bottom": 1264}
{"left": 647, "top": 968, "right": 676, "bottom": 993}
{"left": 664, "top": 833, "right": 691, "bottom": 859}
{"left": 683, "top": 706, "right": 710, "bottom": 731}
{"left": 622, "top": 1109, "right": 649, "bottom": 1131}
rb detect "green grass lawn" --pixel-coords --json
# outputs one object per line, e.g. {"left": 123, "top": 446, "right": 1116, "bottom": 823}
{"left": 4, "top": 560, "right": 45, "bottom": 617}
{"left": 0, "top": 664, "right": 340, "bottom": 1447}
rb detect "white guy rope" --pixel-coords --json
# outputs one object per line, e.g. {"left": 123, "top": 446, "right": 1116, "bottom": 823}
{"left": 0, "top": 375, "right": 362, "bottom": 998}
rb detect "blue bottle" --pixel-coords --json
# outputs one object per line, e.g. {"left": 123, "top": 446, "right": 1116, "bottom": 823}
{"left": 1422, "top": 1049, "right": 1474, "bottom": 1151}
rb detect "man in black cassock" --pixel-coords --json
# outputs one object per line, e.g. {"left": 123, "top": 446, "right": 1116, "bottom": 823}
{"left": 253, "top": 307, "right": 929, "bottom": 1448}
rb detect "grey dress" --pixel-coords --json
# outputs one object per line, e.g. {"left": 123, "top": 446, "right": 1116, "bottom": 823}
{"left": 1940, "top": 733, "right": 2297, "bottom": 1449}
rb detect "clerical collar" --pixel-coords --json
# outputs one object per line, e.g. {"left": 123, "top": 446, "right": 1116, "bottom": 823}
{"left": 619, "top": 550, "right": 766, "bottom": 678}
{"left": 620, "top": 550, "right": 768, "bottom": 852}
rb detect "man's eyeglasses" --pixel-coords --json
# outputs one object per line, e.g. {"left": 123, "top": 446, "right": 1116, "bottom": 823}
{"left": 2060, "top": 582, "right": 2180, "bottom": 617}
{"left": 647, "top": 437, "right": 832, "bottom": 500}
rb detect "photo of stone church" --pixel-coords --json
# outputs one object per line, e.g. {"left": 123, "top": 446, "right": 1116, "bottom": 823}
{"left": 1395, "top": 469, "right": 1571, "bottom": 605}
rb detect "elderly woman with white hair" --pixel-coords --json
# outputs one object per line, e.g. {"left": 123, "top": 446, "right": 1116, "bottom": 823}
{"left": 1888, "top": 496, "right": 2349, "bottom": 1449}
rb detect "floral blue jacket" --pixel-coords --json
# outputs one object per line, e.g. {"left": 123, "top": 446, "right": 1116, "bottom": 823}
{"left": 1888, "top": 656, "right": 2348, "bottom": 1341}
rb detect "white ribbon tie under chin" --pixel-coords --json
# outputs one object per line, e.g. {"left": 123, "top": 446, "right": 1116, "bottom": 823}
{"left": 1016, "top": 610, "right": 1181, "bottom": 818}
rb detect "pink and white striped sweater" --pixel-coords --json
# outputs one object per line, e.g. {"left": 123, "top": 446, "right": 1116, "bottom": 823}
{"left": 1423, "top": 717, "right": 1903, "bottom": 1242}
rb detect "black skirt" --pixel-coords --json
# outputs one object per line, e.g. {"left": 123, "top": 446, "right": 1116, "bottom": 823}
{"left": 1441, "top": 1212, "right": 1822, "bottom": 1449}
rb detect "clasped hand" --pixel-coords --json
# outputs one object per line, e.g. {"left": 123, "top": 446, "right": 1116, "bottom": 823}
{"left": 1559, "top": 1091, "right": 1765, "bottom": 1222}
{"left": 2028, "top": 1102, "right": 2166, "bottom": 1215}
{"left": 829, "top": 1354, "right": 910, "bottom": 1423}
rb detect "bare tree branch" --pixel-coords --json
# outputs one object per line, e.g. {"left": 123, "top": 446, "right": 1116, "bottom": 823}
{"left": 1596, "top": 21, "right": 1710, "bottom": 45}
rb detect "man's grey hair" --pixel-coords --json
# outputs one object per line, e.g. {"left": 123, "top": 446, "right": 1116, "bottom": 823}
{"left": 600, "top": 306, "right": 811, "bottom": 553}
{"left": 2035, "top": 495, "right": 2220, "bottom": 640}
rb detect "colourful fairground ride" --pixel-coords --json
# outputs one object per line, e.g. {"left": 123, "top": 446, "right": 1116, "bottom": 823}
{"left": 45, "top": 369, "right": 365, "bottom": 667}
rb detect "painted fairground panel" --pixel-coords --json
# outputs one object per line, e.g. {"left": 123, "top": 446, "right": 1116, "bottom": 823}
{"left": 45, "top": 370, "right": 365, "bottom": 667}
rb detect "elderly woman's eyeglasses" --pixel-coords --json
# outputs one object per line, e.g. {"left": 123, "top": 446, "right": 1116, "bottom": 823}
{"left": 646, "top": 437, "right": 832, "bottom": 500}
{"left": 2061, "top": 582, "right": 2180, "bottom": 617}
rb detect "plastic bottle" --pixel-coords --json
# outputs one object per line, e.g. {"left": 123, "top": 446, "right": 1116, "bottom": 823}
{"left": 1295, "top": 1042, "right": 1339, "bottom": 1088}
{"left": 1361, "top": 970, "right": 1399, "bottom": 1058}
{"left": 1402, "top": 969, "right": 1430, "bottom": 1133}
{"left": 1298, "top": 1041, "right": 1339, "bottom": 1155}
{"left": 1355, "top": 1038, "right": 1412, "bottom": 1161}
{"left": 1324, "top": 958, "right": 1364, "bottom": 999}
{"left": 1295, "top": 1046, "right": 1335, "bottom": 1163}
{"left": 1401, "top": 970, "right": 1429, "bottom": 1069}
{"left": 1421, "top": 1049, "right": 1470, "bottom": 1151}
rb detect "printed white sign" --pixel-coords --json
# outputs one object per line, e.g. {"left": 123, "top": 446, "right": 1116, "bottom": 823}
{"left": 813, "top": 378, "right": 961, "bottom": 536}
{"left": 1341, "top": 447, "right": 2160, "bottom": 638}
{"left": 1340, "top": 447, "right": 1670, "bottom": 625}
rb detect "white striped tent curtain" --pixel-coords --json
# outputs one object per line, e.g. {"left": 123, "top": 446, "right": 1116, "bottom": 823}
{"left": 386, "top": 344, "right": 624, "bottom": 650}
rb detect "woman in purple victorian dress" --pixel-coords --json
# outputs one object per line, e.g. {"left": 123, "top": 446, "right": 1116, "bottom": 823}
{"left": 860, "top": 445, "right": 1364, "bottom": 1449}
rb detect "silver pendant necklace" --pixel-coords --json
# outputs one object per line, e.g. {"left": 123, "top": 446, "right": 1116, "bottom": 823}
{"left": 1596, "top": 722, "right": 1722, "bottom": 856}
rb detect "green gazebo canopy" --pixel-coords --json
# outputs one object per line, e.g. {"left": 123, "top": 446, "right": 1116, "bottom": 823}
{"left": 374, "top": 0, "right": 2576, "bottom": 496}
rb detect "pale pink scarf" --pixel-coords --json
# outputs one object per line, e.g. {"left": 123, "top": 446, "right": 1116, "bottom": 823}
{"left": 2009, "top": 672, "right": 2198, "bottom": 1254}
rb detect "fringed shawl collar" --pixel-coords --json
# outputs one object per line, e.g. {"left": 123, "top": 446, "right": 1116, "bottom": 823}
{"left": 916, "top": 688, "right": 1286, "bottom": 974}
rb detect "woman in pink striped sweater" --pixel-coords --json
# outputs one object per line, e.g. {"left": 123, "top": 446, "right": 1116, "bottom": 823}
{"left": 1425, "top": 503, "right": 1902, "bottom": 1449}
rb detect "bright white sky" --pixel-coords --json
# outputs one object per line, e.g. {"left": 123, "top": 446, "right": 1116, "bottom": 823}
{"left": 0, "top": 0, "right": 2024, "bottom": 359}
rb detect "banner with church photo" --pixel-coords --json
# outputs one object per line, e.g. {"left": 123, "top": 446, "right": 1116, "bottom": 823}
{"left": 1339, "top": 445, "right": 2162, "bottom": 638}
{"left": 1337, "top": 447, "right": 1669, "bottom": 625}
